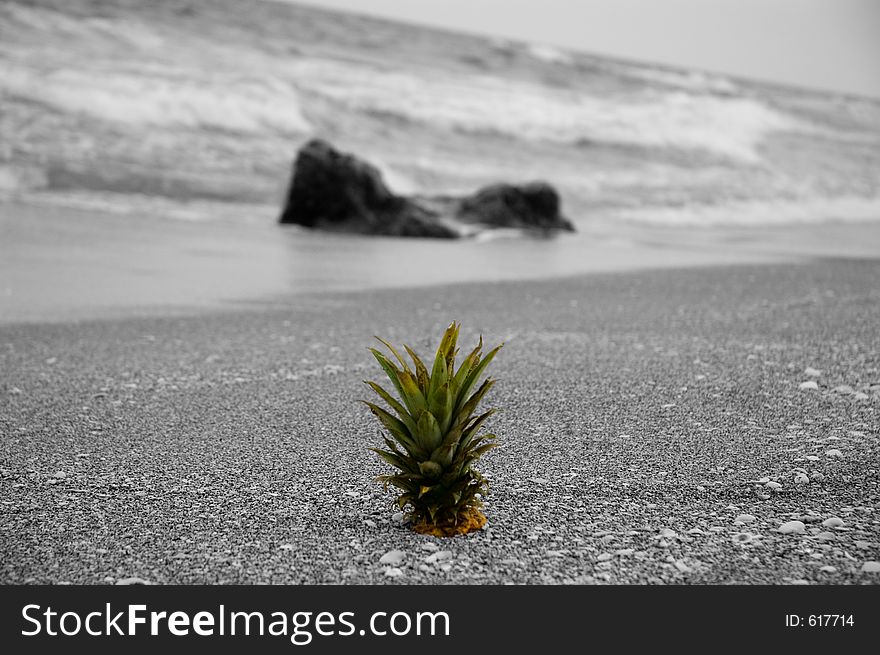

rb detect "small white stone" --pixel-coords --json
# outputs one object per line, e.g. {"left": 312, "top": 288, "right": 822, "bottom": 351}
{"left": 804, "top": 367, "right": 822, "bottom": 377}
{"left": 384, "top": 567, "right": 403, "bottom": 577}
{"left": 778, "top": 520, "right": 806, "bottom": 534}
{"left": 853, "top": 392, "right": 870, "bottom": 401}
{"left": 822, "top": 517, "right": 844, "bottom": 528}
{"left": 659, "top": 528, "right": 678, "bottom": 539}
{"left": 825, "top": 449, "right": 843, "bottom": 458}
{"left": 734, "top": 514, "right": 756, "bottom": 524}
{"left": 529, "top": 477, "right": 550, "bottom": 484}
{"left": 52, "top": 471, "right": 67, "bottom": 479}
{"left": 425, "top": 550, "right": 453, "bottom": 564}
{"left": 799, "top": 381, "right": 819, "bottom": 391}
{"left": 420, "top": 542, "right": 439, "bottom": 552}
{"left": 363, "top": 519, "right": 377, "bottom": 528}
{"left": 391, "top": 512, "right": 406, "bottom": 523}
{"left": 854, "top": 541, "right": 871, "bottom": 549}
{"left": 794, "top": 473, "right": 809, "bottom": 485}
{"left": 819, "top": 566, "right": 837, "bottom": 573}
{"left": 115, "top": 577, "right": 152, "bottom": 585}
{"left": 597, "top": 553, "right": 613, "bottom": 562}
{"left": 861, "top": 561, "right": 880, "bottom": 573}
{"left": 832, "top": 385, "right": 854, "bottom": 394}
{"left": 765, "top": 481, "right": 782, "bottom": 491}
{"left": 379, "top": 550, "right": 406, "bottom": 565}
{"left": 810, "top": 472, "right": 825, "bottom": 482}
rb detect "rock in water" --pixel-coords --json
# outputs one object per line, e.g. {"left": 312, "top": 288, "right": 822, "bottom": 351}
{"left": 455, "top": 182, "right": 575, "bottom": 232}
{"left": 278, "top": 139, "right": 455, "bottom": 238}
{"left": 278, "top": 139, "right": 575, "bottom": 238}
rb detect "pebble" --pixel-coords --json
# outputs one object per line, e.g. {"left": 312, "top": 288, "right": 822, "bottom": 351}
{"left": 853, "top": 392, "right": 870, "bottom": 401}
{"left": 854, "top": 541, "right": 871, "bottom": 549}
{"left": 425, "top": 550, "right": 452, "bottom": 564}
{"left": 529, "top": 478, "right": 549, "bottom": 484}
{"left": 363, "top": 519, "right": 377, "bottom": 528}
{"left": 825, "top": 449, "right": 843, "bottom": 458}
{"left": 778, "top": 520, "right": 806, "bottom": 534}
{"left": 384, "top": 567, "right": 403, "bottom": 577}
{"left": 734, "top": 514, "right": 756, "bottom": 524}
{"left": 439, "top": 564, "right": 452, "bottom": 572}
{"left": 115, "top": 577, "right": 152, "bottom": 585}
{"left": 659, "top": 528, "right": 678, "bottom": 539}
{"left": 822, "top": 517, "right": 844, "bottom": 528}
{"left": 765, "top": 481, "right": 782, "bottom": 491}
{"left": 391, "top": 512, "right": 406, "bottom": 524}
{"left": 52, "top": 471, "right": 67, "bottom": 479}
{"left": 794, "top": 473, "right": 809, "bottom": 485}
{"left": 815, "top": 532, "right": 836, "bottom": 541}
{"left": 379, "top": 550, "right": 406, "bottom": 565}
{"left": 832, "top": 385, "right": 854, "bottom": 394}
{"left": 615, "top": 549, "right": 634, "bottom": 556}
{"left": 733, "top": 532, "right": 759, "bottom": 544}
{"left": 861, "top": 562, "right": 880, "bottom": 573}
{"left": 810, "top": 472, "right": 825, "bottom": 481}
{"left": 819, "top": 566, "right": 837, "bottom": 573}
{"left": 420, "top": 542, "right": 439, "bottom": 552}
{"left": 596, "top": 553, "right": 613, "bottom": 562}
{"left": 799, "top": 381, "right": 819, "bottom": 391}
{"left": 804, "top": 367, "right": 822, "bottom": 377}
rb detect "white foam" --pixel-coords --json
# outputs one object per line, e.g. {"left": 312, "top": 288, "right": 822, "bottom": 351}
{"left": 2, "top": 63, "right": 312, "bottom": 135}
{"left": 621, "top": 66, "right": 740, "bottom": 95}
{"left": 612, "top": 196, "right": 880, "bottom": 227}
{"left": 527, "top": 43, "right": 574, "bottom": 65}
{"left": 293, "top": 59, "right": 799, "bottom": 161}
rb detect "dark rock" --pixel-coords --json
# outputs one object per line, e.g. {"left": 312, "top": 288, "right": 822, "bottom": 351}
{"left": 279, "top": 139, "right": 574, "bottom": 238}
{"left": 278, "top": 139, "right": 457, "bottom": 238}
{"left": 455, "top": 182, "right": 575, "bottom": 231}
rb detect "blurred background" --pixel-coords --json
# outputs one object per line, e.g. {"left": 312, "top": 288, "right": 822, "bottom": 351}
{"left": 1, "top": 0, "right": 879, "bottom": 320}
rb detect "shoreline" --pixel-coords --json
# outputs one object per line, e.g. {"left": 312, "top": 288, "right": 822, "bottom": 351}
{"left": 2, "top": 258, "right": 878, "bottom": 584}
{"left": 3, "top": 200, "right": 880, "bottom": 326}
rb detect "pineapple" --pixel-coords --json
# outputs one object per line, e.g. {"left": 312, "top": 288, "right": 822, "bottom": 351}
{"left": 363, "top": 322, "right": 502, "bottom": 537}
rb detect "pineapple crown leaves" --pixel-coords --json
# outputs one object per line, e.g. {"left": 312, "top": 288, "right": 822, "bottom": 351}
{"left": 361, "top": 322, "right": 503, "bottom": 521}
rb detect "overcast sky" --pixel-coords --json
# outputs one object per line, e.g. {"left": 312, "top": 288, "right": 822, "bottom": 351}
{"left": 275, "top": 0, "right": 880, "bottom": 98}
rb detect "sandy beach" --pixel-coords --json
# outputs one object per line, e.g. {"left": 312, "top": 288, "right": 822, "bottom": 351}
{"left": 2, "top": 258, "right": 878, "bottom": 584}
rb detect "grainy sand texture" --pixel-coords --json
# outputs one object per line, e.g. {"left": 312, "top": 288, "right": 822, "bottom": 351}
{"left": 2, "top": 259, "right": 878, "bottom": 584}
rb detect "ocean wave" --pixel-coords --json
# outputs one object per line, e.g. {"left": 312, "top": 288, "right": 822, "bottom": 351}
{"left": 293, "top": 58, "right": 802, "bottom": 162}
{"left": 611, "top": 196, "right": 880, "bottom": 226}
{"left": 2, "top": 62, "right": 312, "bottom": 135}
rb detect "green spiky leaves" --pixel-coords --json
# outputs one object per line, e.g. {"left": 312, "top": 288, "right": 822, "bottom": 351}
{"left": 364, "top": 322, "right": 502, "bottom": 530}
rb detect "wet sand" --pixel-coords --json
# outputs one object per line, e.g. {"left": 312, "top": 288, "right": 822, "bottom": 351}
{"left": 4, "top": 200, "right": 880, "bottom": 325}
